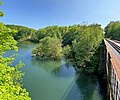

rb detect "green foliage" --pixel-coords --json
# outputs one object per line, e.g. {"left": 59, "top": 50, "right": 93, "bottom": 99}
{"left": 0, "top": 11, "right": 4, "bottom": 17}
{"left": 0, "top": 23, "right": 31, "bottom": 99}
{"left": 0, "top": 62, "right": 30, "bottom": 100}
{"left": 105, "top": 21, "right": 120, "bottom": 40}
{"left": 61, "top": 24, "right": 103, "bottom": 73}
{"left": 6, "top": 25, "right": 36, "bottom": 41}
{"left": 85, "top": 45, "right": 101, "bottom": 73}
{"left": 0, "top": 23, "right": 18, "bottom": 54}
{"left": 62, "top": 45, "right": 72, "bottom": 58}
{"left": 31, "top": 28, "right": 46, "bottom": 42}
{"left": 0, "top": 2, "right": 4, "bottom": 17}
{"left": 6, "top": 25, "right": 65, "bottom": 43}
{"left": 0, "top": 1, "right": 2, "bottom": 5}
{"left": 32, "top": 37, "right": 62, "bottom": 60}
{"left": 32, "top": 24, "right": 103, "bottom": 73}
{"left": 31, "top": 26, "right": 67, "bottom": 43}
{"left": 5, "top": 21, "right": 103, "bottom": 73}
{"left": 62, "top": 25, "right": 80, "bottom": 46}
{"left": 71, "top": 24, "right": 103, "bottom": 68}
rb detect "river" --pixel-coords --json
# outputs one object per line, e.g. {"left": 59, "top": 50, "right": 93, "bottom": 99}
{"left": 5, "top": 41, "right": 106, "bottom": 100}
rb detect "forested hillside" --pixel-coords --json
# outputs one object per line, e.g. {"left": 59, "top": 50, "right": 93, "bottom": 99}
{"left": 6, "top": 25, "right": 36, "bottom": 41}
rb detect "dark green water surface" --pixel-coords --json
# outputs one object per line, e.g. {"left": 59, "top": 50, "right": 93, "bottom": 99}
{"left": 6, "top": 41, "right": 106, "bottom": 100}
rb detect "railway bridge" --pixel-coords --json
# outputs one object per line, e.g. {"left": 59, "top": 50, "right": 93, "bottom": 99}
{"left": 104, "top": 39, "right": 120, "bottom": 100}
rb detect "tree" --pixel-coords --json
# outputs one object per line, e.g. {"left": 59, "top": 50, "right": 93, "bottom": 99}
{"left": 62, "top": 45, "right": 72, "bottom": 58}
{"left": 31, "top": 26, "right": 63, "bottom": 42}
{"left": 62, "top": 25, "right": 80, "bottom": 46}
{"left": 105, "top": 21, "right": 120, "bottom": 40}
{"left": 0, "top": 2, "right": 31, "bottom": 100}
{"left": 32, "top": 24, "right": 103, "bottom": 73}
{"left": 67, "top": 24, "right": 103, "bottom": 72}
{"left": 72, "top": 25, "right": 103, "bottom": 66}
{"left": 0, "top": 2, "right": 4, "bottom": 17}
{"left": 0, "top": 23, "right": 31, "bottom": 100}
{"left": 32, "top": 37, "right": 62, "bottom": 60}
{"left": 6, "top": 25, "right": 36, "bottom": 41}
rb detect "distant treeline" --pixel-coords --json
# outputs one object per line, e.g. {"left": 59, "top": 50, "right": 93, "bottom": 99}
{"left": 6, "top": 24, "right": 104, "bottom": 73}
{"left": 6, "top": 25, "right": 36, "bottom": 41}
{"left": 105, "top": 21, "right": 120, "bottom": 40}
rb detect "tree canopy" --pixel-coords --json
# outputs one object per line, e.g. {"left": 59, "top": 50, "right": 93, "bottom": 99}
{"left": 6, "top": 25, "right": 36, "bottom": 41}
{"left": 71, "top": 24, "right": 103, "bottom": 68}
{"left": 105, "top": 21, "right": 120, "bottom": 40}
{"left": 6, "top": 23, "right": 104, "bottom": 72}
{"left": 0, "top": 2, "right": 31, "bottom": 99}
{"left": 0, "top": 2, "right": 4, "bottom": 17}
{"left": 32, "top": 37, "right": 62, "bottom": 60}
{"left": 31, "top": 26, "right": 64, "bottom": 42}
{"left": 32, "top": 24, "right": 104, "bottom": 73}
{"left": 0, "top": 23, "right": 31, "bottom": 100}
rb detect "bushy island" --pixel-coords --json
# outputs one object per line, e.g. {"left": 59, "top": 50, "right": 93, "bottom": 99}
{"left": 6, "top": 24, "right": 104, "bottom": 73}
{"left": 32, "top": 37, "right": 63, "bottom": 60}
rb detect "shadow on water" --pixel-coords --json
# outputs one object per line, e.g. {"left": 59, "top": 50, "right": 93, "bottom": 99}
{"left": 65, "top": 72, "right": 106, "bottom": 100}
{"left": 31, "top": 58, "right": 106, "bottom": 100}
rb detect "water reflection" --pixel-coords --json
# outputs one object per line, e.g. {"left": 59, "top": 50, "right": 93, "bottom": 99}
{"left": 31, "top": 58, "right": 105, "bottom": 100}
{"left": 31, "top": 58, "right": 76, "bottom": 78}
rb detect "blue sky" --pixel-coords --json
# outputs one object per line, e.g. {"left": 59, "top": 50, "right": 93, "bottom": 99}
{"left": 0, "top": 0, "right": 120, "bottom": 29}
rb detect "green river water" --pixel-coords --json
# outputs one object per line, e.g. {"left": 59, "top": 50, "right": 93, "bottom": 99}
{"left": 5, "top": 41, "right": 106, "bottom": 100}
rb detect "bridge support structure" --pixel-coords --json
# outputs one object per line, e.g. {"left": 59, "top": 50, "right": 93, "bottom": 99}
{"left": 104, "top": 39, "right": 120, "bottom": 100}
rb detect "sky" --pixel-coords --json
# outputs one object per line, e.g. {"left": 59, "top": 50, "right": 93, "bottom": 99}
{"left": 0, "top": 0, "right": 120, "bottom": 29}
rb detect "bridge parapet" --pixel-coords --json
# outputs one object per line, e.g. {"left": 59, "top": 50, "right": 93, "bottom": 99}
{"left": 104, "top": 39, "right": 120, "bottom": 100}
